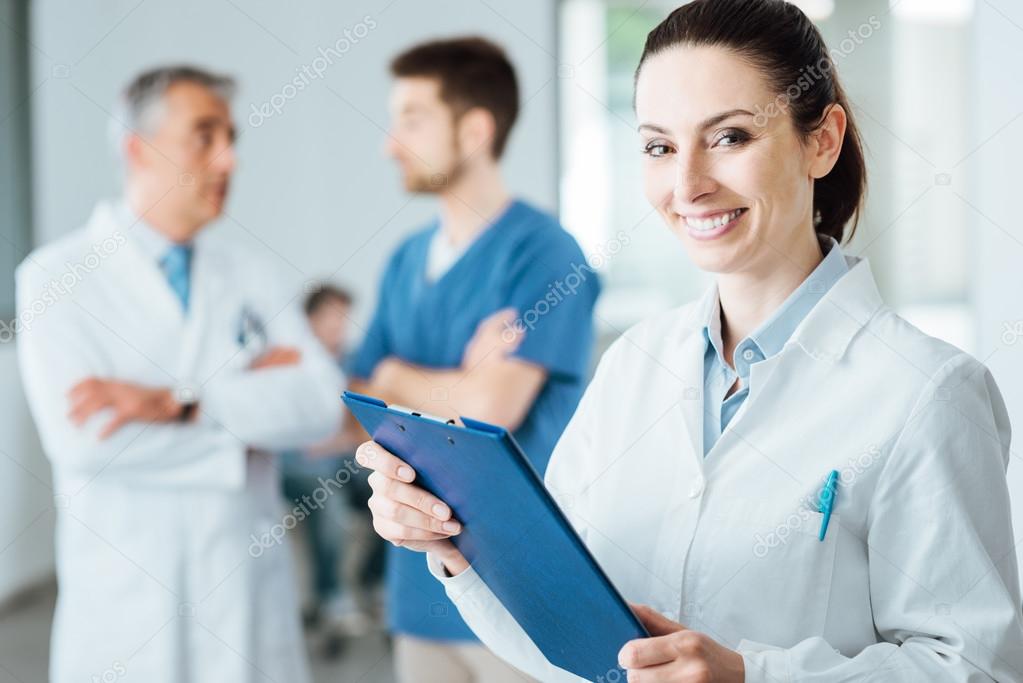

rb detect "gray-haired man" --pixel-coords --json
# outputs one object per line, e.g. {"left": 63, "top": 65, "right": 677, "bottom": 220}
{"left": 17, "top": 66, "right": 342, "bottom": 682}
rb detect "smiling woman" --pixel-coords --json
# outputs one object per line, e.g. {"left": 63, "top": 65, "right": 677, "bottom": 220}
{"left": 359, "top": 1, "right": 1023, "bottom": 682}
{"left": 635, "top": 1, "right": 866, "bottom": 261}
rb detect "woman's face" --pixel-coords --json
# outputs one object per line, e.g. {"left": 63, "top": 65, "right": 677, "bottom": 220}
{"left": 635, "top": 45, "right": 830, "bottom": 277}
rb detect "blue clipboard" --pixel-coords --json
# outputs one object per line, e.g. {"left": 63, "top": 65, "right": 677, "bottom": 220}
{"left": 342, "top": 391, "right": 648, "bottom": 681}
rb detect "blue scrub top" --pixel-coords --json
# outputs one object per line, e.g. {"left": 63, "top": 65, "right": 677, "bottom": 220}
{"left": 351, "top": 199, "right": 601, "bottom": 641}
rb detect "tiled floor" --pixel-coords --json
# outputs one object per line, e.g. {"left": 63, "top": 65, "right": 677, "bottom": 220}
{"left": 0, "top": 582, "right": 397, "bottom": 683}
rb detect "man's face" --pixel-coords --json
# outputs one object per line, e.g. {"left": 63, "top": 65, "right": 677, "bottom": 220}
{"left": 386, "top": 77, "right": 462, "bottom": 192}
{"left": 129, "top": 81, "right": 237, "bottom": 240}
{"left": 309, "top": 300, "right": 351, "bottom": 357}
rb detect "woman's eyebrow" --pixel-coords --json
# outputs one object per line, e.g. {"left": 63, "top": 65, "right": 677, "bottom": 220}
{"left": 698, "top": 109, "right": 755, "bottom": 129}
{"left": 637, "top": 123, "right": 670, "bottom": 135}
{"left": 637, "top": 109, "right": 755, "bottom": 135}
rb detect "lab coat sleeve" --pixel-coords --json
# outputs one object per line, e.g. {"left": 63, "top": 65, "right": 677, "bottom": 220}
{"left": 740, "top": 353, "right": 1023, "bottom": 683}
{"left": 425, "top": 557, "right": 586, "bottom": 682}
{"left": 16, "top": 264, "right": 245, "bottom": 488}
{"left": 424, "top": 348, "right": 609, "bottom": 682}
{"left": 199, "top": 273, "right": 344, "bottom": 452}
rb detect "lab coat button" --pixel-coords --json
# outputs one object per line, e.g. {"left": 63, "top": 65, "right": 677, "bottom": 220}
{"left": 742, "top": 348, "right": 756, "bottom": 361}
{"left": 689, "top": 477, "right": 704, "bottom": 498}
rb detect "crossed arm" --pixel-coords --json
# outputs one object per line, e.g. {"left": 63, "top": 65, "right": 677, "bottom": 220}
{"left": 347, "top": 309, "right": 548, "bottom": 436}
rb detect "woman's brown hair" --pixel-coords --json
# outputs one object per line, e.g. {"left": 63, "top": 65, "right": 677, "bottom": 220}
{"left": 636, "top": 0, "right": 867, "bottom": 243}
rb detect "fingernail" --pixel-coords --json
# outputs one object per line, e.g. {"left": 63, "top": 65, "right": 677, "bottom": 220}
{"left": 432, "top": 504, "right": 449, "bottom": 519}
{"left": 442, "top": 521, "right": 460, "bottom": 533}
{"left": 397, "top": 466, "right": 413, "bottom": 481}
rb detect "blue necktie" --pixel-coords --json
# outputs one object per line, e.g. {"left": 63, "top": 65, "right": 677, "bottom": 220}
{"left": 160, "top": 244, "right": 193, "bottom": 311}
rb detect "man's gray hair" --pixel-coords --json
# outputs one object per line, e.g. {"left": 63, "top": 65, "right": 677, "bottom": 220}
{"left": 110, "top": 65, "right": 235, "bottom": 157}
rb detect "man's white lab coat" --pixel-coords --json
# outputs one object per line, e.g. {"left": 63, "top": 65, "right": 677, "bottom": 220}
{"left": 17, "top": 201, "right": 342, "bottom": 682}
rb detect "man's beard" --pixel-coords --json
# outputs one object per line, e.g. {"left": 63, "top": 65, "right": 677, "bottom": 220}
{"left": 404, "top": 142, "right": 466, "bottom": 193}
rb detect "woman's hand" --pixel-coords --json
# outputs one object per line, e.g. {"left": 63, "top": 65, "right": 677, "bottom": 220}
{"left": 357, "top": 440, "right": 470, "bottom": 575}
{"left": 619, "top": 605, "right": 745, "bottom": 682}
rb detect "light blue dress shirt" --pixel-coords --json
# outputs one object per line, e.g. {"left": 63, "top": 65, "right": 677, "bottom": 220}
{"left": 701, "top": 236, "right": 849, "bottom": 457}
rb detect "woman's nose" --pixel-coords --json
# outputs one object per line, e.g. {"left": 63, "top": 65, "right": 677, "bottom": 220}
{"left": 673, "top": 154, "right": 715, "bottom": 204}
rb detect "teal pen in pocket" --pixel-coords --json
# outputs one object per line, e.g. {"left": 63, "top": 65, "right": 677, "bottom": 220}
{"left": 818, "top": 470, "right": 839, "bottom": 541}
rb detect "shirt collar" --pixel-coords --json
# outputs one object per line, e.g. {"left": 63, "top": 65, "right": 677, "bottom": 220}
{"left": 701, "top": 235, "right": 850, "bottom": 365}
{"left": 117, "top": 200, "right": 191, "bottom": 263}
{"left": 748, "top": 235, "right": 849, "bottom": 357}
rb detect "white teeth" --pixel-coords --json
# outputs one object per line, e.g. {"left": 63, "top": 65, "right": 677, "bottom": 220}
{"left": 685, "top": 208, "right": 744, "bottom": 231}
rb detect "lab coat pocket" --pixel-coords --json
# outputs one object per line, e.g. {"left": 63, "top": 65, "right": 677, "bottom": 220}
{"left": 699, "top": 500, "right": 839, "bottom": 647}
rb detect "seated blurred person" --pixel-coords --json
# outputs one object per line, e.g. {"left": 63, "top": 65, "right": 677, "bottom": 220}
{"left": 280, "top": 284, "right": 385, "bottom": 655}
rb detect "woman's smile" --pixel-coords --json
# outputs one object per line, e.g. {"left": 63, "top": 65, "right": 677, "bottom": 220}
{"left": 680, "top": 206, "right": 749, "bottom": 240}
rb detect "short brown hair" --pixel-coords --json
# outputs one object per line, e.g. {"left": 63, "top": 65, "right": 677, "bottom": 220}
{"left": 637, "top": 0, "right": 866, "bottom": 243}
{"left": 304, "top": 283, "right": 352, "bottom": 316}
{"left": 390, "top": 37, "right": 519, "bottom": 159}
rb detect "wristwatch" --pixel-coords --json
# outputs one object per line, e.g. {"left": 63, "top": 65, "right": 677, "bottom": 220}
{"left": 173, "top": 385, "right": 200, "bottom": 423}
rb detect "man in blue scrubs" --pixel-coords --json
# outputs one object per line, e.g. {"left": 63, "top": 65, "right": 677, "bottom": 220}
{"left": 348, "top": 37, "right": 600, "bottom": 682}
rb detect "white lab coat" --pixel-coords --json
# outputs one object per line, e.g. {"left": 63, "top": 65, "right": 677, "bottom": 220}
{"left": 16, "top": 201, "right": 343, "bottom": 683}
{"left": 427, "top": 254, "right": 1023, "bottom": 681}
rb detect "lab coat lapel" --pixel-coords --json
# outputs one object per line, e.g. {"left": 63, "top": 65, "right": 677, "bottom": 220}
{"left": 669, "top": 285, "right": 718, "bottom": 472}
{"left": 675, "top": 331, "right": 707, "bottom": 471}
{"left": 176, "top": 233, "right": 229, "bottom": 380}
{"left": 703, "top": 351, "right": 784, "bottom": 479}
{"left": 702, "top": 256, "right": 884, "bottom": 478}
{"left": 85, "top": 201, "right": 185, "bottom": 331}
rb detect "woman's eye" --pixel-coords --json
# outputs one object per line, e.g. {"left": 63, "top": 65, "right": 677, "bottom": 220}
{"left": 642, "top": 142, "right": 673, "bottom": 158}
{"left": 713, "top": 129, "right": 751, "bottom": 148}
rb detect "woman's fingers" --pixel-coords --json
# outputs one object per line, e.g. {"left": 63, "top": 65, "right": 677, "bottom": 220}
{"left": 631, "top": 603, "right": 686, "bottom": 636}
{"left": 379, "top": 473, "right": 453, "bottom": 520}
{"left": 368, "top": 491, "right": 461, "bottom": 535}
{"left": 619, "top": 634, "right": 680, "bottom": 669}
{"left": 373, "top": 517, "right": 454, "bottom": 544}
{"left": 356, "top": 440, "right": 415, "bottom": 483}
{"left": 358, "top": 439, "right": 462, "bottom": 548}
{"left": 374, "top": 517, "right": 458, "bottom": 543}
{"left": 359, "top": 441, "right": 453, "bottom": 520}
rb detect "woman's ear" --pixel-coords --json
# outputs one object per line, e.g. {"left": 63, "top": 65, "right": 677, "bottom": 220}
{"left": 808, "top": 103, "right": 847, "bottom": 179}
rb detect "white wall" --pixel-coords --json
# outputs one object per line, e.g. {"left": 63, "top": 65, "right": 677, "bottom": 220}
{"left": 973, "top": 2, "right": 1023, "bottom": 577}
{"left": 28, "top": 0, "right": 559, "bottom": 315}
{"left": 0, "top": 0, "right": 559, "bottom": 603}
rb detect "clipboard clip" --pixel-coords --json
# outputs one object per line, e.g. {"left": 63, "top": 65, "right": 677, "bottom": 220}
{"left": 390, "top": 404, "right": 457, "bottom": 425}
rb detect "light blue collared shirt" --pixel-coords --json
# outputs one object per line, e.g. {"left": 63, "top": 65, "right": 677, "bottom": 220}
{"left": 701, "top": 236, "right": 849, "bottom": 457}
